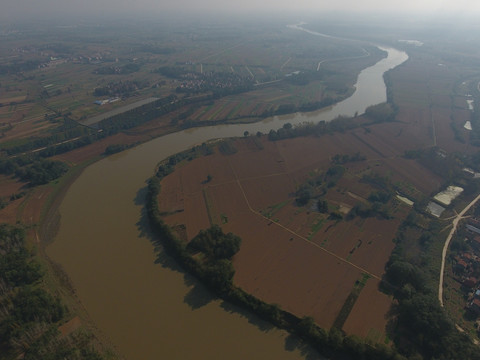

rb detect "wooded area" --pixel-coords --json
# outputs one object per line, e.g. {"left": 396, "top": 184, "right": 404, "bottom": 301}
{"left": 0, "top": 224, "right": 104, "bottom": 360}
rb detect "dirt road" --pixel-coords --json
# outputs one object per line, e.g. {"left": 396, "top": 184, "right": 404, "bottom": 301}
{"left": 439, "top": 193, "right": 480, "bottom": 306}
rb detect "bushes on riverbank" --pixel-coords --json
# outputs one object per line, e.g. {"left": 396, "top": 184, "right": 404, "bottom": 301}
{"left": 145, "top": 170, "right": 408, "bottom": 360}
{"left": 382, "top": 213, "right": 480, "bottom": 360}
{"left": 0, "top": 224, "right": 106, "bottom": 360}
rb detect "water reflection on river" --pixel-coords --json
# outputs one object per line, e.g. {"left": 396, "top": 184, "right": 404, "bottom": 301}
{"left": 46, "top": 40, "right": 407, "bottom": 359}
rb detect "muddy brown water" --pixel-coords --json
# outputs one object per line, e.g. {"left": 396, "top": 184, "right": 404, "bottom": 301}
{"left": 46, "top": 41, "right": 407, "bottom": 359}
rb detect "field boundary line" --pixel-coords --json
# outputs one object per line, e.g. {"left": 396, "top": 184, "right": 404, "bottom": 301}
{"left": 228, "top": 160, "right": 381, "bottom": 281}
{"left": 199, "top": 41, "right": 247, "bottom": 62}
{"left": 351, "top": 131, "right": 386, "bottom": 158}
{"left": 280, "top": 57, "right": 291, "bottom": 70}
{"left": 184, "top": 172, "right": 291, "bottom": 197}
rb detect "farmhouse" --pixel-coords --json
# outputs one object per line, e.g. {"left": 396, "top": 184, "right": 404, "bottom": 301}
{"left": 470, "top": 298, "right": 480, "bottom": 315}
{"left": 470, "top": 236, "right": 480, "bottom": 255}
{"left": 454, "top": 259, "right": 468, "bottom": 273}
{"left": 467, "top": 226, "right": 480, "bottom": 238}
{"left": 463, "top": 168, "right": 476, "bottom": 177}
{"left": 465, "top": 278, "right": 478, "bottom": 289}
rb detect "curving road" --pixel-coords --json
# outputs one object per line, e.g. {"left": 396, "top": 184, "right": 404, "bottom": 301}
{"left": 439, "top": 193, "right": 480, "bottom": 306}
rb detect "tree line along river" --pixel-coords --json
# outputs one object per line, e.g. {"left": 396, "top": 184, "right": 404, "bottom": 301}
{"left": 46, "top": 30, "right": 408, "bottom": 360}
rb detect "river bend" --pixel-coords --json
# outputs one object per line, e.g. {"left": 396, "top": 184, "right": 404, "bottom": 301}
{"left": 47, "top": 33, "right": 408, "bottom": 359}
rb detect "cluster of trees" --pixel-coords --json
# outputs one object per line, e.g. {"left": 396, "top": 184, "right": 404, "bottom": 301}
{"left": 155, "top": 143, "right": 213, "bottom": 181}
{"left": 153, "top": 66, "right": 189, "bottom": 78}
{"left": 325, "top": 165, "right": 345, "bottom": 188}
{"left": 0, "top": 158, "right": 69, "bottom": 186}
{"left": 1, "top": 94, "right": 212, "bottom": 162}
{"left": 331, "top": 152, "right": 366, "bottom": 164}
{"left": 97, "top": 95, "right": 178, "bottom": 134}
{"left": 294, "top": 165, "right": 346, "bottom": 207}
{"left": 361, "top": 171, "right": 393, "bottom": 192}
{"left": 93, "top": 80, "right": 145, "bottom": 97}
{"left": 3, "top": 74, "right": 383, "bottom": 167}
{"left": 14, "top": 159, "right": 69, "bottom": 186}
{"left": 2, "top": 93, "right": 203, "bottom": 161}
{"left": 186, "top": 226, "right": 241, "bottom": 292}
{"left": 364, "top": 103, "right": 396, "bottom": 123}
{"left": 135, "top": 45, "right": 175, "bottom": 55}
{"left": 175, "top": 71, "right": 254, "bottom": 98}
{"left": 267, "top": 115, "right": 360, "bottom": 142}
{"left": 0, "top": 60, "right": 42, "bottom": 75}
{"left": 0, "top": 191, "right": 26, "bottom": 210}
{"left": 404, "top": 147, "right": 460, "bottom": 184}
{"left": 347, "top": 200, "right": 392, "bottom": 220}
{"left": 405, "top": 147, "right": 480, "bottom": 197}
{"left": 217, "top": 139, "right": 237, "bottom": 155}
{"left": 267, "top": 123, "right": 297, "bottom": 141}
{"left": 146, "top": 142, "right": 239, "bottom": 294}
{"left": 0, "top": 156, "right": 31, "bottom": 175}
{"left": 381, "top": 211, "right": 480, "bottom": 360}
{"left": 345, "top": 175, "right": 395, "bottom": 220}
{"left": 36, "top": 135, "right": 99, "bottom": 158}
{"left": 2, "top": 124, "right": 95, "bottom": 156}
{"left": 368, "top": 190, "right": 392, "bottom": 204}
{"left": 384, "top": 264, "right": 479, "bottom": 359}
{"left": 284, "top": 70, "right": 324, "bottom": 86}
{"left": 317, "top": 199, "right": 329, "bottom": 213}
{"left": 104, "top": 143, "right": 134, "bottom": 155}
{"left": 261, "top": 97, "right": 336, "bottom": 119}
{"left": 147, "top": 177, "right": 232, "bottom": 294}
{"left": 156, "top": 66, "right": 254, "bottom": 96}
{"left": 92, "top": 63, "right": 141, "bottom": 75}
{"left": 0, "top": 224, "right": 104, "bottom": 360}
{"left": 187, "top": 225, "right": 241, "bottom": 260}
{"left": 145, "top": 170, "right": 409, "bottom": 360}
{"left": 295, "top": 184, "right": 315, "bottom": 206}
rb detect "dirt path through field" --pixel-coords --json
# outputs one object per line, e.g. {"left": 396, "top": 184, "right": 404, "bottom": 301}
{"left": 229, "top": 160, "right": 382, "bottom": 280}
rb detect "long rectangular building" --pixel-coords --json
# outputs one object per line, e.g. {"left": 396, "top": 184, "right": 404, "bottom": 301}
{"left": 79, "top": 97, "right": 160, "bottom": 127}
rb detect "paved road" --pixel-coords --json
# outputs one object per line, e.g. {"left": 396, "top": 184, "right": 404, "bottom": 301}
{"left": 439, "top": 193, "right": 480, "bottom": 306}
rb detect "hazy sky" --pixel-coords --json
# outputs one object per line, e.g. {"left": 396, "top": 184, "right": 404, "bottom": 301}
{"left": 3, "top": 0, "right": 480, "bottom": 20}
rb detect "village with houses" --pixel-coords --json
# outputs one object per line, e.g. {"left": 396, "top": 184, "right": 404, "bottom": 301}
{"left": 452, "top": 215, "right": 480, "bottom": 321}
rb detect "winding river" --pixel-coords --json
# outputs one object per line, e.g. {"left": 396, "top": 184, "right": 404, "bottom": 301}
{"left": 46, "top": 29, "right": 408, "bottom": 359}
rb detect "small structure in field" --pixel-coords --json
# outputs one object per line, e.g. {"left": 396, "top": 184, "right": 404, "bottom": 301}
{"left": 396, "top": 194, "right": 414, "bottom": 206}
{"left": 426, "top": 201, "right": 445, "bottom": 217}
{"left": 433, "top": 186, "right": 464, "bottom": 207}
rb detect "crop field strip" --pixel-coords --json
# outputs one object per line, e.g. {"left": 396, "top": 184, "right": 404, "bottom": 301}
{"left": 227, "top": 159, "right": 382, "bottom": 281}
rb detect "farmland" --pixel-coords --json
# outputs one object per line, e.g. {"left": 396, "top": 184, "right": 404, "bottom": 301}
{"left": 148, "top": 16, "right": 480, "bottom": 358}
{"left": 0, "top": 17, "right": 383, "bottom": 153}
{"left": 155, "top": 132, "right": 440, "bottom": 340}
{"left": 2, "top": 13, "right": 480, "bottom": 360}
{"left": 0, "top": 16, "right": 391, "bottom": 228}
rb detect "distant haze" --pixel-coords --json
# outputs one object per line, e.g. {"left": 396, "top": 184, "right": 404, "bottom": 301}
{"left": 2, "top": 0, "right": 480, "bottom": 21}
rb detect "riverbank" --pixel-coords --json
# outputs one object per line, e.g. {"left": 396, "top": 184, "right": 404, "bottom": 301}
{"left": 145, "top": 154, "right": 404, "bottom": 359}
{"left": 44, "top": 44, "right": 407, "bottom": 359}
{"left": 35, "top": 156, "right": 123, "bottom": 358}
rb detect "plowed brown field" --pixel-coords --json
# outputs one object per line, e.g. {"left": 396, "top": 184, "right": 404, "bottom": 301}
{"left": 157, "top": 130, "right": 440, "bottom": 340}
